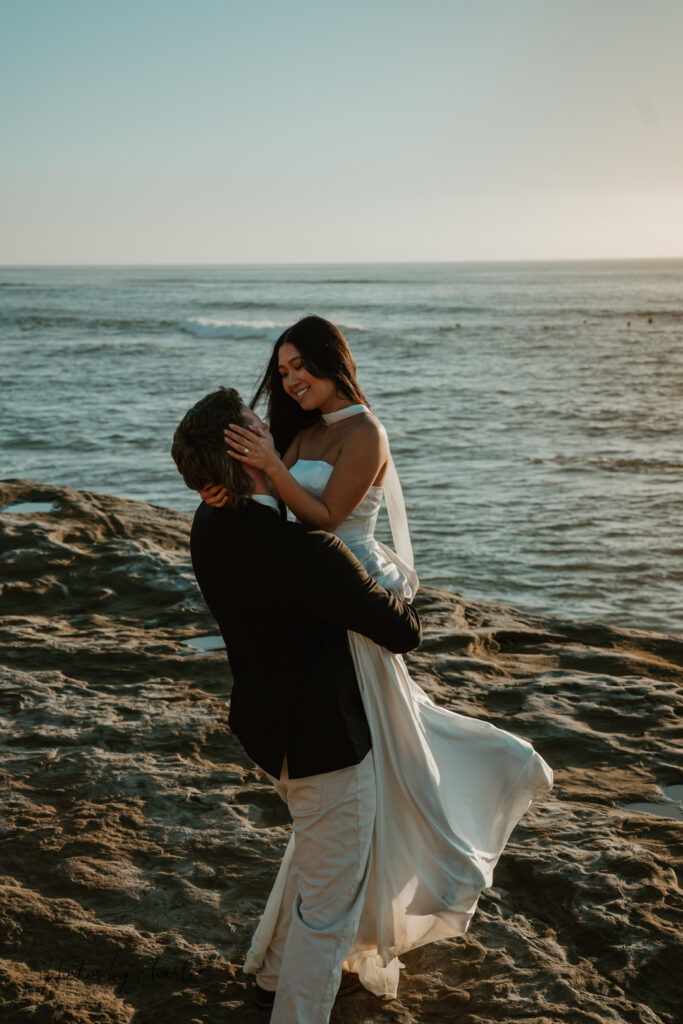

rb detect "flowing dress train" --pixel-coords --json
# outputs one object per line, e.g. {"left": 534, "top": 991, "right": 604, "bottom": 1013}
{"left": 243, "top": 412, "right": 553, "bottom": 997}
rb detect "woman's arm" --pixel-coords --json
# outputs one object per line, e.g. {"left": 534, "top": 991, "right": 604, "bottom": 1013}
{"left": 225, "top": 418, "right": 387, "bottom": 530}
{"left": 261, "top": 432, "right": 300, "bottom": 500}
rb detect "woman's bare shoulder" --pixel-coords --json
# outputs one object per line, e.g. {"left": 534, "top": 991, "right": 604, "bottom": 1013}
{"left": 349, "top": 410, "right": 389, "bottom": 448}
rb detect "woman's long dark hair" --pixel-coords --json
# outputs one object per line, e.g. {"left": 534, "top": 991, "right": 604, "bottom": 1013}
{"left": 251, "top": 315, "right": 370, "bottom": 455}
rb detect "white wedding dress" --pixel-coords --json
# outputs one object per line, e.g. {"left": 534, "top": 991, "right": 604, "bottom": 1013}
{"left": 243, "top": 406, "right": 553, "bottom": 998}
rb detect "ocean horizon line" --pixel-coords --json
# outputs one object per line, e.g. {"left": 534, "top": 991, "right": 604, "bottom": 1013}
{"left": 2, "top": 255, "right": 682, "bottom": 270}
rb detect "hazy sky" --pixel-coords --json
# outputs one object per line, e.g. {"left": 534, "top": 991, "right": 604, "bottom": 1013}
{"left": 1, "top": 0, "right": 682, "bottom": 263}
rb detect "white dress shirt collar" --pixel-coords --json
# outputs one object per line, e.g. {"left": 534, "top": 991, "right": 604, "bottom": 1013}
{"left": 251, "top": 494, "right": 280, "bottom": 514}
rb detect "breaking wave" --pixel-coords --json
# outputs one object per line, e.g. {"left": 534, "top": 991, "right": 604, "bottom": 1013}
{"left": 179, "top": 318, "right": 288, "bottom": 340}
{"left": 179, "top": 316, "right": 366, "bottom": 339}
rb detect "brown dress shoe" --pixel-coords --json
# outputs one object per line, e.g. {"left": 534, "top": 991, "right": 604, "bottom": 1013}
{"left": 253, "top": 969, "right": 362, "bottom": 1010}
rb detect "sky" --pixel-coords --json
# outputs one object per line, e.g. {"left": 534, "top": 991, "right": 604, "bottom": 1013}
{"left": 1, "top": 0, "right": 682, "bottom": 264}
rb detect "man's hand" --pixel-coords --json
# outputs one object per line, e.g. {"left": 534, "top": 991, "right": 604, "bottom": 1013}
{"left": 200, "top": 483, "right": 228, "bottom": 507}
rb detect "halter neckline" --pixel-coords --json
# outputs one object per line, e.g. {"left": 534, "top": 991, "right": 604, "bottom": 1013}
{"left": 321, "top": 403, "right": 369, "bottom": 425}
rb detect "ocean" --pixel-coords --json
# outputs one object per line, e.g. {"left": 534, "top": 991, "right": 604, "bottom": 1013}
{"left": 1, "top": 261, "right": 681, "bottom": 634}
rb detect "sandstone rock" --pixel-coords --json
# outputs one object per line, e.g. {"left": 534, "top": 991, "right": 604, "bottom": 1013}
{"left": 0, "top": 480, "right": 680, "bottom": 1023}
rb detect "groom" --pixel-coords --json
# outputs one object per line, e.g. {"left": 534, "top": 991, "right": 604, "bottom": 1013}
{"left": 172, "top": 387, "right": 421, "bottom": 1022}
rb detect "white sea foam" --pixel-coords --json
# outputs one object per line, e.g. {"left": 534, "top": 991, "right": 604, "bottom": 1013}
{"left": 180, "top": 315, "right": 365, "bottom": 340}
{"left": 180, "top": 318, "right": 287, "bottom": 341}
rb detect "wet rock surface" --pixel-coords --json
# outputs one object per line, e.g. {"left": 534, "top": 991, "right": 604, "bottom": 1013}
{"left": 0, "top": 480, "right": 681, "bottom": 1023}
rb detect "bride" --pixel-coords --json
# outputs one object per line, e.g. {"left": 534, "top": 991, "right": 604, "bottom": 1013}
{"left": 202, "top": 315, "right": 553, "bottom": 997}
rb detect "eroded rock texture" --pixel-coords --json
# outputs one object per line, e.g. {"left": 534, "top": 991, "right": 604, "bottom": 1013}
{"left": 0, "top": 480, "right": 680, "bottom": 1023}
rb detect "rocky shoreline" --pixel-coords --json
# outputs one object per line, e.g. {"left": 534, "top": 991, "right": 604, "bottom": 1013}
{"left": 1, "top": 480, "right": 681, "bottom": 1023}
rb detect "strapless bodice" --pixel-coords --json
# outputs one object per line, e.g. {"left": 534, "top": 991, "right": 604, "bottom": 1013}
{"left": 290, "top": 460, "right": 382, "bottom": 547}
{"left": 289, "top": 459, "right": 416, "bottom": 599}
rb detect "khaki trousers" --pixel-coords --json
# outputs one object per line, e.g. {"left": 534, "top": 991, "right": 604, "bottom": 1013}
{"left": 257, "top": 748, "right": 375, "bottom": 1024}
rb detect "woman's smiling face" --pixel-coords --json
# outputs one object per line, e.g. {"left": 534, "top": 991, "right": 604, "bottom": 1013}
{"left": 277, "top": 341, "right": 338, "bottom": 412}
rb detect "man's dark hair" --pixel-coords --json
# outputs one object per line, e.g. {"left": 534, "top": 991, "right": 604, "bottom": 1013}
{"left": 171, "top": 387, "right": 253, "bottom": 507}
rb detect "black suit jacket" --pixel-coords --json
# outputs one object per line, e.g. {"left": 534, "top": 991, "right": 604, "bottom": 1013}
{"left": 190, "top": 499, "right": 422, "bottom": 779}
